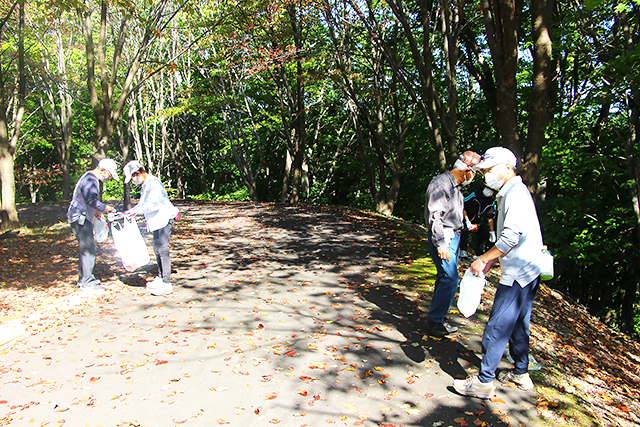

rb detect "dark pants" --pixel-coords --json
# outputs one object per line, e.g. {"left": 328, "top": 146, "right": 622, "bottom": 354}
{"left": 69, "top": 219, "right": 100, "bottom": 288}
{"left": 478, "top": 278, "right": 539, "bottom": 383}
{"left": 153, "top": 219, "right": 174, "bottom": 283}
{"left": 460, "top": 222, "right": 490, "bottom": 254}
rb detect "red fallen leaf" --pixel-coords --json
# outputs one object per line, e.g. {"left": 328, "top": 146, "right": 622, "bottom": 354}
{"left": 299, "top": 376, "right": 318, "bottom": 382}
{"left": 284, "top": 350, "right": 296, "bottom": 356}
{"left": 424, "top": 393, "right": 434, "bottom": 398}
{"left": 258, "top": 324, "right": 264, "bottom": 329}
{"left": 235, "top": 349, "right": 243, "bottom": 353}
{"left": 254, "top": 407, "right": 261, "bottom": 415}
{"left": 217, "top": 419, "right": 229, "bottom": 424}
{"left": 490, "top": 397, "right": 506, "bottom": 404}
{"left": 89, "top": 377, "right": 100, "bottom": 383}
{"left": 156, "top": 360, "right": 169, "bottom": 365}
{"left": 269, "top": 420, "right": 281, "bottom": 424}
{"left": 0, "top": 401, "right": 7, "bottom": 404}
{"left": 297, "top": 389, "right": 308, "bottom": 396}
{"left": 265, "top": 393, "right": 279, "bottom": 400}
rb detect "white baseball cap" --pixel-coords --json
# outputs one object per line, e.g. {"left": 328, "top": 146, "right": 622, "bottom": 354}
{"left": 123, "top": 160, "right": 143, "bottom": 184}
{"left": 475, "top": 147, "right": 517, "bottom": 169}
{"left": 97, "top": 158, "right": 120, "bottom": 181}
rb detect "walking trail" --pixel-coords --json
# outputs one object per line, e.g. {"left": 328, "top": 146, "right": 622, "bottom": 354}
{"left": 1, "top": 202, "right": 540, "bottom": 426}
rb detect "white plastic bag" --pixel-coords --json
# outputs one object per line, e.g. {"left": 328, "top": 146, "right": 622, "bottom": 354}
{"left": 111, "top": 218, "right": 150, "bottom": 271}
{"left": 539, "top": 247, "right": 554, "bottom": 281}
{"left": 93, "top": 217, "right": 108, "bottom": 243}
{"left": 457, "top": 269, "right": 486, "bottom": 318}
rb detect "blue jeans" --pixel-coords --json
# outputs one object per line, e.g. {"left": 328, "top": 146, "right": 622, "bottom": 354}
{"left": 478, "top": 278, "right": 539, "bottom": 383}
{"left": 427, "top": 231, "right": 460, "bottom": 324}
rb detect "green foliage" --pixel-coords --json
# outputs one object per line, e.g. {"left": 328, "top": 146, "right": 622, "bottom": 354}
{"left": 191, "top": 187, "right": 251, "bottom": 202}
{"left": 541, "top": 111, "right": 638, "bottom": 334}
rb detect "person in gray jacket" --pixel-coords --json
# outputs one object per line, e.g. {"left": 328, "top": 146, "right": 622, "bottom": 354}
{"left": 424, "top": 151, "right": 480, "bottom": 337}
{"left": 124, "top": 160, "right": 179, "bottom": 296}
{"left": 67, "top": 159, "right": 119, "bottom": 292}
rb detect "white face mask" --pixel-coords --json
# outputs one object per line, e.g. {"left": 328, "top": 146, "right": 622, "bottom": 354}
{"left": 483, "top": 187, "right": 495, "bottom": 197}
{"left": 484, "top": 166, "right": 505, "bottom": 190}
{"left": 132, "top": 176, "right": 143, "bottom": 185}
{"left": 462, "top": 171, "right": 475, "bottom": 186}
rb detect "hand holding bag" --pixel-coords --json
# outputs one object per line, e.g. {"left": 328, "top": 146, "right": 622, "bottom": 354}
{"left": 457, "top": 269, "right": 486, "bottom": 318}
{"left": 111, "top": 218, "right": 150, "bottom": 271}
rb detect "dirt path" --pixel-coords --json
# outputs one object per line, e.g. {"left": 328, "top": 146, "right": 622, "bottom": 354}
{"left": 0, "top": 202, "right": 559, "bottom": 426}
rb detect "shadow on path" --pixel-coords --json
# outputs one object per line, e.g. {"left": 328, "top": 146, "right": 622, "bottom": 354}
{"left": 2, "top": 201, "right": 540, "bottom": 427}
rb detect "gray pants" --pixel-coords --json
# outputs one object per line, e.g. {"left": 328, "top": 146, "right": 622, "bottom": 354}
{"left": 153, "top": 219, "right": 174, "bottom": 283}
{"left": 69, "top": 219, "right": 100, "bottom": 288}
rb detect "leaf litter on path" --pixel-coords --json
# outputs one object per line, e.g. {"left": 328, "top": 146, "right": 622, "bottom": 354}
{"left": 1, "top": 202, "right": 639, "bottom": 427}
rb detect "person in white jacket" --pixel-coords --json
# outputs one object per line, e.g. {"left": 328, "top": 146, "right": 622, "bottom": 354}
{"left": 123, "top": 160, "right": 180, "bottom": 296}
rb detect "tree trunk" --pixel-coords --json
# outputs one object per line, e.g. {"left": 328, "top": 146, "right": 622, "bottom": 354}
{"left": 288, "top": 4, "right": 306, "bottom": 204}
{"left": 617, "top": 6, "right": 640, "bottom": 332}
{"left": 523, "top": 0, "right": 555, "bottom": 191}
{"left": 0, "top": 0, "right": 24, "bottom": 230}
{"left": 480, "top": 0, "right": 522, "bottom": 158}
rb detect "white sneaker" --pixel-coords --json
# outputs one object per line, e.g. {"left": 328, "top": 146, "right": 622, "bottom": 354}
{"left": 146, "top": 277, "right": 162, "bottom": 289}
{"left": 150, "top": 282, "right": 173, "bottom": 296}
{"left": 498, "top": 370, "right": 534, "bottom": 390}
{"left": 453, "top": 376, "right": 496, "bottom": 399}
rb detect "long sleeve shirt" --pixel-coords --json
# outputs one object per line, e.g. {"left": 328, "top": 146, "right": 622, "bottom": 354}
{"left": 135, "top": 174, "right": 179, "bottom": 232}
{"left": 494, "top": 176, "right": 544, "bottom": 287}
{"left": 424, "top": 172, "right": 464, "bottom": 250}
{"left": 67, "top": 172, "right": 105, "bottom": 223}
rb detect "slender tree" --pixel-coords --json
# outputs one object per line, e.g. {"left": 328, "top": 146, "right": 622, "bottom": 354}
{"left": 0, "top": 0, "right": 24, "bottom": 230}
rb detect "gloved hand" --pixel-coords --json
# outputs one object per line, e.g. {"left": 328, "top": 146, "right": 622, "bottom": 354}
{"left": 489, "top": 231, "right": 496, "bottom": 242}
{"left": 125, "top": 207, "right": 138, "bottom": 219}
{"left": 466, "top": 220, "right": 478, "bottom": 231}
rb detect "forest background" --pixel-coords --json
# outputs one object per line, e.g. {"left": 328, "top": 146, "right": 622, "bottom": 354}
{"left": 0, "top": 0, "right": 638, "bottom": 339}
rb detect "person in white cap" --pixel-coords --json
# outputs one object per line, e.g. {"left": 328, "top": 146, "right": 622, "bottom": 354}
{"left": 453, "top": 146, "right": 544, "bottom": 399}
{"left": 123, "top": 160, "right": 179, "bottom": 296}
{"left": 67, "top": 158, "right": 119, "bottom": 292}
{"left": 423, "top": 150, "right": 481, "bottom": 337}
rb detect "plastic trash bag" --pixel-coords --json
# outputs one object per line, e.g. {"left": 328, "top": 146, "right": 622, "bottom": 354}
{"left": 93, "top": 217, "right": 109, "bottom": 243}
{"left": 111, "top": 217, "right": 150, "bottom": 271}
{"left": 539, "top": 247, "right": 554, "bottom": 281}
{"left": 457, "top": 269, "right": 486, "bottom": 318}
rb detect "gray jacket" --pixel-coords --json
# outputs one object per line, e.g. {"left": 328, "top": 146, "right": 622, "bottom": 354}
{"left": 67, "top": 172, "right": 106, "bottom": 223}
{"left": 424, "top": 172, "right": 464, "bottom": 250}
